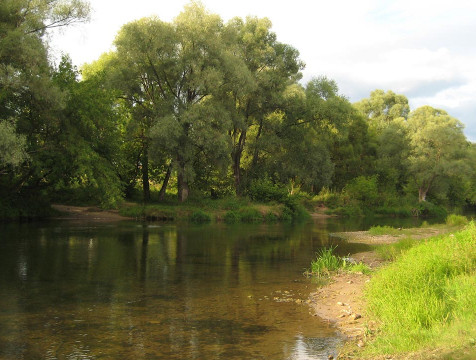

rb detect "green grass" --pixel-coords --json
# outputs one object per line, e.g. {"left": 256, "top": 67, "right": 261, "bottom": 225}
{"left": 446, "top": 214, "right": 469, "bottom": 226}
{"left": 347, "top": 262, "right": 372, "bottom": 275}
{"left": 309, "top": 246, "right": 343, "bottom": 276}
{"left": 307, "top": 246, "right": 372, "bottom": 277}
{"left": 368, "top": 225, "right": 401, "bottom": 236}
{"left": 364, "top": 222, "right": 476, "bottom": 356}
{"left": 375, "top": 237, "right": 420, "bottom": 261}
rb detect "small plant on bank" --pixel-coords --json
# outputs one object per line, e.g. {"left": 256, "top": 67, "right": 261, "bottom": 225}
{"left": 368, "top": 225, "right": 401, "bottom": 236}
{"left": 223, "top": 210, "right": 240, "bottom": 224}
{"left": 445, "top": 214, "right": 468, "bottom": 226}
{"left": 190, "top": 210, "right": 212, "bottom": 223}
{"left": 238, "top": 207, "right": 263, "bottom": 223}
{"left": 309, "top": 246, "right": 343, "bottom": 276}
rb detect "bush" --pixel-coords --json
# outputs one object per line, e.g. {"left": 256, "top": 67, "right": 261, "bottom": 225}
{"left": 416, "top": 201, "right": 447, "bottom": 218}
{"left": 238, "top": 207, "right": 263, "bottom": 223}
{"left": 445, "top": 214, "right": 468, "bottom": 226}
{"left": 314, "top": 188, "right": 343, "bottom": 208}
{"left": 282, "top": 195, "right": 311, "bottom": 221}
{"left": 344, "top": 175, "right": 379, "bottom": 206}
{"left": 224, "top": 210, "right": 240, "bottom": 224}
{"left": 248, "top": 178, "right": 287, "bottom": 203}
{"left": 264, "top": 212, "right": 278, "bottom": 222}
{"left": 190, "top": 210, "right": 212, "bottom": 223}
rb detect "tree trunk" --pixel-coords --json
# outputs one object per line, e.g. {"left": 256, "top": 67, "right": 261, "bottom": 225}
{"left": 177, "top": 162, "right": 189, "bottom": 202}
{"left": 232, "top": 130, "right": 246, "bottom": 196}
{"left": 142, "top": 144, "right": 150, "bottom": 203}
{"left": 158, "top": 163, "right": 172, "bottom": 202}
{"left": 418, "top": 187, "right": 427, "bottom": 202}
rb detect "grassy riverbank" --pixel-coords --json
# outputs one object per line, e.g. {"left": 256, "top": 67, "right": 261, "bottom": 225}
{"left": 307, "top": 216, "right": 475, "bottom": 359}
{"left": 118, "top": 196, "right": 310, "bottom": 223}
{"left": 361, "top": 221, "right": 476, "bottom": 359}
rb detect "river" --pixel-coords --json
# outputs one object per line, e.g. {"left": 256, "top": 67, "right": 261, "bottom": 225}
{"left": 0, "top": 217, "right": 424, "bottom": 359}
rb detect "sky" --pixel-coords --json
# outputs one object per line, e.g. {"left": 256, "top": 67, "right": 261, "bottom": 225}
{"left": 50, "top": 0, "right": 476, "bottom": 141}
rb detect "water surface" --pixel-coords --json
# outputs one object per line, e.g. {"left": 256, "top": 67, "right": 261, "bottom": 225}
{"left": 0, "top": 218, "right": 411, "bottom": 359}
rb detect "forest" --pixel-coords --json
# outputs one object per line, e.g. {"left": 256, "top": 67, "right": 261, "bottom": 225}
{"left": 1, "top": 0, "right": 475, "bottom": 220}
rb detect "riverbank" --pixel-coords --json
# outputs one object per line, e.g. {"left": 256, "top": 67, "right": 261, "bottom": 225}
{"left": 308, "top": 222, "right": 475, "bottom": 359}
{"left": 51, "top": 204, "right": 132, "bottom": 222}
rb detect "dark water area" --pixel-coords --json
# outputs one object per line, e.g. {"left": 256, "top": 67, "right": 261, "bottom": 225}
{"left": 0, "top": 217, "right": 425, "bottom": 359}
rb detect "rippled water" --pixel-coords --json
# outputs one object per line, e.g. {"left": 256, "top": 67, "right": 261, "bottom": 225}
{"left": 0, "top": 218, "right": 421, "bottom": 359}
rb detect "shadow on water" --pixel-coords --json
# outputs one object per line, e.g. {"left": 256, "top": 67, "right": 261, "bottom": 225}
{"left": 0, "top": 217, "right": 414, "bottom": 359}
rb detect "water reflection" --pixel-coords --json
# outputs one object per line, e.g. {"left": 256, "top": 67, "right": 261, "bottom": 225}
{"left": 0, "top": 219, "right": 382, "bottom": 359}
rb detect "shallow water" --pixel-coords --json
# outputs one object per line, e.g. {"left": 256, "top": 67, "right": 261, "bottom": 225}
{"left": 0, "top": 218, "right": 419, "bottom": 359}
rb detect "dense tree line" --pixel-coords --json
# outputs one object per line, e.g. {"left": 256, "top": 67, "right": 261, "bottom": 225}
{"left": 1, "top": 1, "right": 475, "bottom": 218}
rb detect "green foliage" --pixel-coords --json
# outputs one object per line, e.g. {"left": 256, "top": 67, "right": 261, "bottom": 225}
{"left": 314, "top": 188, "right": 343, "bottom": 208}
{"left": 264, "top": 212, "right": 278, "bottom": 222}
{"left": 344, "top": 175, "right": 379, "bottom": 206}
{"left": 365, "top": 223, "right": 476, "bottom": 354}
{"left": 238, "top": 207, "right": 263, "bottom": 223}
{"left": 282, "top": 195, "right": 311, "bottom": 221}
{"left": 445, "top": 214, "right": 468, "bottom": 226}
{"left": 190, "top": 210, "right": 212, "bottom": 223}
{"left": 248, "top": 178, "right": 288, "bottom": 203}
{"left": 223, "top": 210, "right": 240, "bottom": 224}
{"left": 416, "top": 201, "right": 447, "bottom": 218}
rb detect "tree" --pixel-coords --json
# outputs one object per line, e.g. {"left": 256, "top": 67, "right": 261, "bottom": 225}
{"left": 0, "top": 0, "right": 90, "bottom": 200}
{"left": 407, "top": 106, "right": 469, "bottom": 202}
{"left": 102, "top": 2, "right": 247, "bottom": 202}
{"left": 224, "top": 16, "right": 304, "bottom": 194}
{"left": 354, "top": 89, "right": 409, "bottom": 131}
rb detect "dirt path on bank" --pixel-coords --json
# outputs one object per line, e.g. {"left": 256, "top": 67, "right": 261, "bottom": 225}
{"left": 51, "top": 204, "right": 132, "bottom": 222}
{"left": 308, "top": 227, "right": 455, "bottom": 358}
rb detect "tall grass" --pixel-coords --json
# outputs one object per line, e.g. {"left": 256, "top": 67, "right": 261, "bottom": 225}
{"left": 375, "top": 237, "right": 420, "bottom": 261}
{"left": 445, "top": 214, "right": 468, "bottom": 226}
{"left": 308, "top": 246, "right": 371, "bottom": 276}
{"left": 365, "top": 222, "right": 476, "bottom": 355}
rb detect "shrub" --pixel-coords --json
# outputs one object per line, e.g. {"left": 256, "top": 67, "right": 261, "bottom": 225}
{"left": 445, "top": 214, "right": 468, "bottom": 226}
{"left": 344, "top": 175, "right": 379, "bottom": 206}
{"left": 416, "top": 201, "right": 447, "bottom": 218}
{"left": 314, "top": 188, "right": 343, "bottom": 208}
{"left": 248, "top": 178, "right": 287, "bottom": 203}
{"left": 282, "top": 195, "right": 311, "bottom": 221}
{"left": 264, "top": 212, "right": 278, "bottom": 222}
{"left": 238, "top": 207, "right": 263, "bottom": 223}
{"left": 224, "top": 210, "right": 240, "bottom": 224}
{"left": 190, "top": 210, "right": 212, "bottom": 223}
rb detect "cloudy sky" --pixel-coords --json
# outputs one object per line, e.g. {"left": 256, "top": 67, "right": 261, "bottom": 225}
{"left": 50, "top": 0, "right": 476, "bottom": 141}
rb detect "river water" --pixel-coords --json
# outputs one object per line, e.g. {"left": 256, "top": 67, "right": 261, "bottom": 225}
{"left": 0, "top": 217, "right": 423, "bottom": 359}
